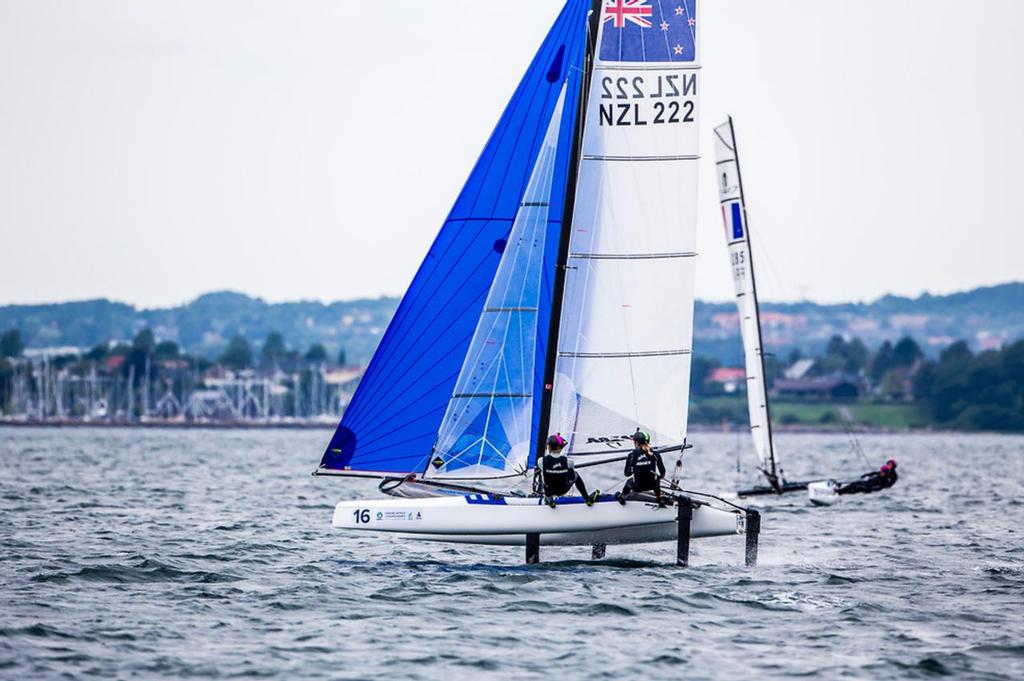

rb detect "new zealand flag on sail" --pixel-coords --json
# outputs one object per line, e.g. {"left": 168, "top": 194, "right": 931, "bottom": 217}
{"left": 599, "top": 0, "right": 697, "bottom": 63}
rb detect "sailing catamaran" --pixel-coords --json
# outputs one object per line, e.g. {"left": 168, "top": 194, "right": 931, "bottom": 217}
{"left": 714, "top": 118, "right": 900, "bottom": 506}
{"left": 713, "top": 118, "right": 820, "bottom": 498}
{"left": 315, "top": 0, "right": 759, "bottom": 564}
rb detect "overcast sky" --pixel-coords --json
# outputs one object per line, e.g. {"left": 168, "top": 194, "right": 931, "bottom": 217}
{"left": 2, "top": 0, "right": 1022, "bottom": 308}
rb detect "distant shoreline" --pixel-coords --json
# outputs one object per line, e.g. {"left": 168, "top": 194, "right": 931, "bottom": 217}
{"left": 0, "top": 419, "right": 335, "bottom": 431}
{"left": 0, "top": 419, "right": 946, "bottom": 435}
{"left": 4, "top": 419, "right": 1019, "bottom": 437}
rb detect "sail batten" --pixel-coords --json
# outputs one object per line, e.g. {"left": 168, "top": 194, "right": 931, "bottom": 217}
{"left": 559, "top": 350, "right": 691, "bottom": 358}
{"left": 583, "top": 155, "right": 700, "bottom": 161}
{"left": 569, "top": 252, "right": 696, "bottom": 260}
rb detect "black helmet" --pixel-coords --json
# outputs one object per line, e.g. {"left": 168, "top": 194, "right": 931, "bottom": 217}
{"left": 632, "top": 430, "right": 650, "bottom": 445}
{"left": 547, "top": 433, "right": 567, "bottom": 449}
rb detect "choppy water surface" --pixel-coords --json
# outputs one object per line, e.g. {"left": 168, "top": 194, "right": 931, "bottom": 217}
{"left": 1, "top": 428, "right": 1022, "bottom": 679}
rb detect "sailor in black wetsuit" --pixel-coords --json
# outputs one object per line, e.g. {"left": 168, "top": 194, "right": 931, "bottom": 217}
{"left": 616, "top": 430, "right": 667, "bottom": 506}
{"left": 540, "top": 433, "right": 599, "bottom": 508}
{"left": 837, "top": 459, "right": 898, "bottom": 495}
{"left": 881, "top": 459, "right": 898, "bottom": 488}
{"left": 836, "top": 471, "right": 883, "bottom": 495}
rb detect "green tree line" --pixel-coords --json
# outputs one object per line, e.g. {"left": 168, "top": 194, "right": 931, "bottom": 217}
{"left": 691, "top": 333, "right": 1024, "bottom": 432}
{"left": 915, "top": 340, "right": 1024, "bottom": 431}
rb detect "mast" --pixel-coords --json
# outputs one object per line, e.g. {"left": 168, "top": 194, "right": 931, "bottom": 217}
{"left": 727, "top": 116, "right": 781, "bottom": 489}
{"left": 533, "top": 0, "right": 603, "bottom": 470}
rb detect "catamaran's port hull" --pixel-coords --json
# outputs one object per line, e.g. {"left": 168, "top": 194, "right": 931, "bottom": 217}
{"left": 331, "top": 495, "right": 744, "bottom": 545}
{"left": 396, "top": 522, "right": 679, "bottom": 547}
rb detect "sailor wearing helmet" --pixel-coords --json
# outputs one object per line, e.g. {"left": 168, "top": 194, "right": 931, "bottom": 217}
{"left": 540, "top": 433, "right": 599, "bottom": 508}
{"left": 617, "top": 429, "right": 668, "bottom": 507}
{"left": 836, "top": 458, "right": 899, "bottom": 495}
{"left": 880, "top": 459, "right": 898, "bottom": 487}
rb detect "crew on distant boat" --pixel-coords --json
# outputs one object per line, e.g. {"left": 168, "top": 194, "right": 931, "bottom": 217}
{"left": 836, "top": 459, "right": 898, "bottom": 495}
{"left": 540, "top": 433, "right": 599, "bottom": 509}
{"left": 881, "top": 459, "right": 898, "bottom": 486}
{"left": 616, "top": 430, "right": 668, "bottom": 507}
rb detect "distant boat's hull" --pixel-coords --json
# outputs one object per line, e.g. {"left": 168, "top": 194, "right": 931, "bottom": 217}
{"left": 809, "top": 478, "right": 898, "bottom": 505}
{"left": 736, "top": 480, "right": 818, "bottom": 498}
{"left": 331, "top": 494, "right": 744, "bottom": 546}
{"left": 807, "top": 480, "right": 840, "bottom": 506}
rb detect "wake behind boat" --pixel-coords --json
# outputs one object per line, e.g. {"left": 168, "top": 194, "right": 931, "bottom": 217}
{"left": 313, "top": 0, "right": 759, "bottom": 565}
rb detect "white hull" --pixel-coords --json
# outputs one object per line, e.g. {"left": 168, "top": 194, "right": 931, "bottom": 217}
{"left": 332, "top": 494, "right": 744, "bottom": 547}
{"left": 397, "top": 523, "right": 678, "bottom": 547}
{"left": 807, "top": 481, "right": 840, "bottom": 506}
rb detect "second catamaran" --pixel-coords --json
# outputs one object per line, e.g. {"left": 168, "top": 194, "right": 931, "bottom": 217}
{"left": 714, "top": 118, "right": 902, "bottom": 505}
{"left": 713, "top": 117, "right": 818, "bottom": 498}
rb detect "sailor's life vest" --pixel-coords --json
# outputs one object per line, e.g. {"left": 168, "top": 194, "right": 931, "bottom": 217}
{"left": 626, "top": 448, "right": 664, "bottom": 489}
{"left": 542, "top": 453, "right": 575, "bottom": 491}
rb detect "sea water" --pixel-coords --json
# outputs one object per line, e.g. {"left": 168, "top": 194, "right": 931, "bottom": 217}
{"left": 1, "top": 427, "right": 1022, "bottom": 679}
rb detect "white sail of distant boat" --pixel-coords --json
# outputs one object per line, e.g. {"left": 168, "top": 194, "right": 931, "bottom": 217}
{"left": 713, "top": 117, "right": 782, "bottom": 491}
{"left": 313, "top": 1, "right": 759, "bottom": 564}
{"left": 714, "top": 118, "right": 891, "bottom": 504}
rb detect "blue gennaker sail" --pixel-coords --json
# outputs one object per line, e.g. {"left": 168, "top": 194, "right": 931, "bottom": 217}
{"left": 320, "top": 1, "right": 591, "bottom": 475}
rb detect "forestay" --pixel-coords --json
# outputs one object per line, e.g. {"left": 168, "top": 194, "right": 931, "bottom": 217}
{"left": 549, "top": 0, "right": 701, "bottom": 456}
{"left": 713, "top": 118, "right": 780, "bottom": 483}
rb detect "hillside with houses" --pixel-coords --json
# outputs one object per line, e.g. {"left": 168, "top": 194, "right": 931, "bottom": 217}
{"left": 692, "top": 282, "right": 1024, "bottom": 364}
{"left": 0, "top": 282, "right": 1021, "bottom": 430}
{"left": 1, "top": 283, "right": 1021, "bottom": 365}
{"left": 692, "top": 334, "right": 1024, "bottom": 432}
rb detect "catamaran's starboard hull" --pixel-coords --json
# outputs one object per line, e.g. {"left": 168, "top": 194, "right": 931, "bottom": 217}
{"left": 331, "top": 494, "right": 743, "bottom": 546}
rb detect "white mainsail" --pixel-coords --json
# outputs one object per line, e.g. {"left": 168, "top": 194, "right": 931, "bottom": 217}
{"left": 713, "top": 118, "right": 780, "bottom": 485}
{"left": 428, "top": 88, "right": 568, "bottom": 479}
{"left": 550, "top": 7, "right": 701, "bottom": 456}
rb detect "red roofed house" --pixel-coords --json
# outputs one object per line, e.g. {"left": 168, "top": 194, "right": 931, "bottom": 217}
{"left": 706, "top": 367, "right": 746, "bottom": 394}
